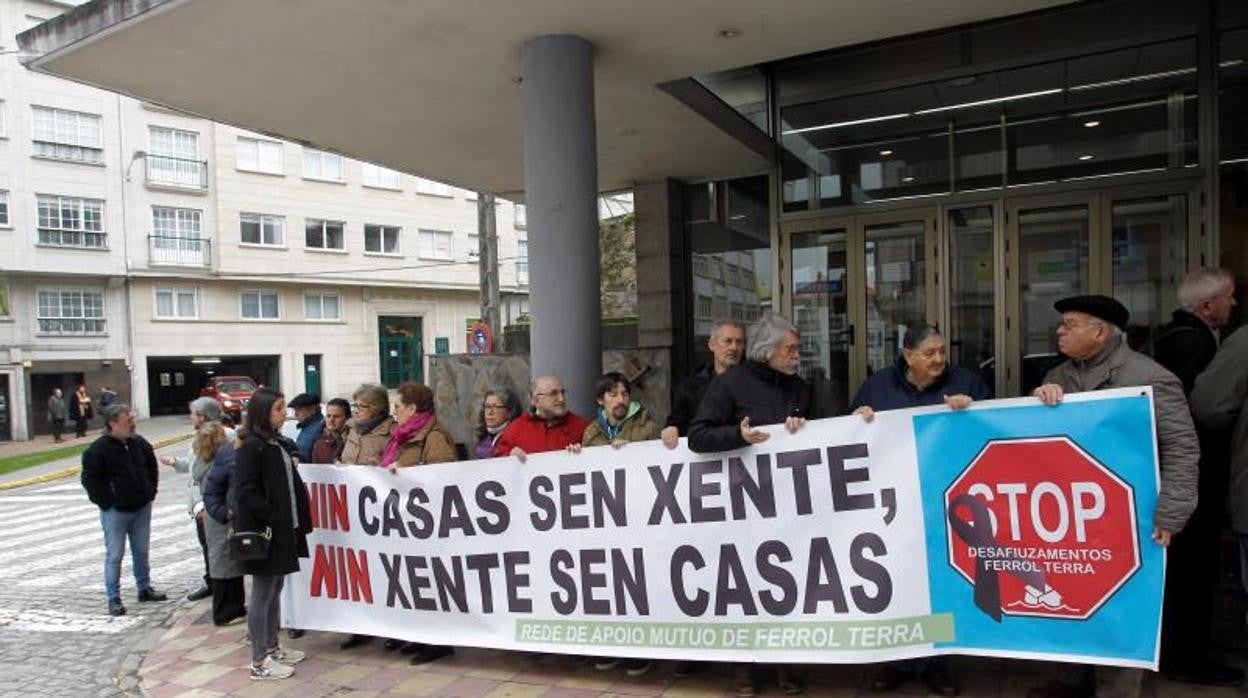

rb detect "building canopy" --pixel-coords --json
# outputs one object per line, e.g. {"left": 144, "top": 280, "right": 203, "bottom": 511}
{"left": 18, "top": 0, "right": 1070, "bottom": 196}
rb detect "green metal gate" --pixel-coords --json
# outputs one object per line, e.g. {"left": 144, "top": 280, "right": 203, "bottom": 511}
{"left": 378, "top": 316, "right": 423, "bottom": 387}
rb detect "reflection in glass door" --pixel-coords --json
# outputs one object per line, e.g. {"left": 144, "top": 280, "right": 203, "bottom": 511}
{"left": 947, "top": 206, "right": 996, "bottom": 390}
{"left": 1111, "top": 194, "right": 1188, "bottom": 349}
{"left": 864, "top": 221, "right": 927, "bottom": 375}
{"left": 791, "top": 229, "right": 850, "bottom": 417}
{"left": 1017, "top": 204, "right": 1090, "bottom": 394}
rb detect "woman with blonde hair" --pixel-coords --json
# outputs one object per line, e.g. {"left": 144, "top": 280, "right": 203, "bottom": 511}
{"left": 339, "top": 384, "right": 395, "bottom": 465}
{"left": 160, "top": 397, "right": 231, "bottom": 604}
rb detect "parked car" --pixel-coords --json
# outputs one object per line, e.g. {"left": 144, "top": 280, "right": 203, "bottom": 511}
{"left": 200, "top": 375, "right": 257, "bottom": 423}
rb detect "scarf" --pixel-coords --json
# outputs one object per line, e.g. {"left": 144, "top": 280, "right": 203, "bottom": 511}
{"left": 352, "top": 412, "right": 389, "bottom": 435}
{"left": 380, "top": 411, "right": 435, "bottom": 467}
{"left": 596, "top": 407, "right": 624, "bottom": 441}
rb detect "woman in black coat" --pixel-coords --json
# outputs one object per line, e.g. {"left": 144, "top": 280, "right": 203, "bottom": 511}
{"left": 234, "top": 388, "right": 312, "bottom": 681}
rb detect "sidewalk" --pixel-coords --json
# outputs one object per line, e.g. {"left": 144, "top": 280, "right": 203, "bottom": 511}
{"left": 134, "top": 599, "right": 1246, "bottom": 698}
{"left": 0, "top": 414, "right": 194, "bottom": 488}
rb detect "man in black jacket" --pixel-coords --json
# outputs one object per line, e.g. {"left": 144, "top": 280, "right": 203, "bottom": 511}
{"left": 81, "top": 404, "right": 167, "bottom": 616}
{"left": 689, "top": 313, "right": 813, "bottom": 454}
{"left": 1152, "top": 267, "right": 1242, "bottom": 687}
{"left": 687, "top": 312, "right": 813, "bottom": 697}
{"left": 661, "top": 318, "right": 745, "bottom": 448}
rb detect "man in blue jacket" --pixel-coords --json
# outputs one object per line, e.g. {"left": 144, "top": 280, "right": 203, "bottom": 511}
{"left": 288, "top": 393, "right": 325, "bottom": 463}
{"left": 81, "top": 404, "right": 167, "bottom": 616}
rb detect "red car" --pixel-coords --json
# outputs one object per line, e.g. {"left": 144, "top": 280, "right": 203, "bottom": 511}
{"left": 200, "top": 375, "right": 257, "bottom": 423}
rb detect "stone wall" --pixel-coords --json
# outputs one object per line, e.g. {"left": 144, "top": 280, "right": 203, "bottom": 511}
{"left": 430, "top": 348, "right": 671, "bottom": 449}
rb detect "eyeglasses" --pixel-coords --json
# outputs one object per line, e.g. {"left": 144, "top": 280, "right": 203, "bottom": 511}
{"left": 350, "top": 402, "right": 377, "bottom": 411}
{"left": 1059, "top": 318, "right": 1104, "bottom": 330}
{"left": 483, "top": 403, "right": 508, "bottom": 411}
{"left": 535, "top": 389, "right": 567, "bottom": 399}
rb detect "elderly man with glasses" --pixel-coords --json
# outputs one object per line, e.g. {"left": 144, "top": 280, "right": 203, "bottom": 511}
{"left": 494, "top": 375, "right": 589, "bottom": 461}
{"left": 1028, "top": 295, "right": 1198, "bottom": 698}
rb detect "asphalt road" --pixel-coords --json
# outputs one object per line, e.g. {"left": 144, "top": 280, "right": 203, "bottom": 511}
{"left": 0, "top": 442, "right": 205, "bottom": 697}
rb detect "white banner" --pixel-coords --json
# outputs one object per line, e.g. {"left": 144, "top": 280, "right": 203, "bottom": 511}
{"left": 281, "top": 389, "right": 1163, "bottom": 667}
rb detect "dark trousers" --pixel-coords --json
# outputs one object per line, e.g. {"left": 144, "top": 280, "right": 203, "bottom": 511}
{"left": 50, "top": 419, "right": 65, "bottom": 441}
{"left": 1159, "top": 449, "right": 1227, "bottom": 666}
{"left": 195, "top": 517, "right": 212, "bottom": 589}
{"left": 211, "top": 576, "right": 246, "bottom": 625}
{"left": 74, "top": 416, "right": 88, "bottom": 437}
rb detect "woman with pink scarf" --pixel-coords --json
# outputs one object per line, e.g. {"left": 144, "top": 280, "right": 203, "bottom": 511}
{"left": 380, "top": 382, "right": 458, "bottom": 665}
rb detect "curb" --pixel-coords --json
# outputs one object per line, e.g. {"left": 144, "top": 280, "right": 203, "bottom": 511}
{"left": 0, "top": 432, "right": 194, "bottom": 492}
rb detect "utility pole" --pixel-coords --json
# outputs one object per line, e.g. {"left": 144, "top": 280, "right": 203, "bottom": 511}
{"left": 477, "top": 192, "right": 502, "bottom": 351}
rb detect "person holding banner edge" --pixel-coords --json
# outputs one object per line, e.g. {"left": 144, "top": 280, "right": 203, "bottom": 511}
{"left": 688, "top": 312, "right": 814, "bottom": 697}
{"left": 1029, "top": 295, "right": 1198, "bottom": 698}
{"left": 851, "top": 323, "right": 991, "bottom": 697}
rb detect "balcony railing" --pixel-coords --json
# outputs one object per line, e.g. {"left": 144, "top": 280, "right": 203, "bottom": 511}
{"left": 145, "top": 155, "right": 208, "bottom": 191}
{"left": 149, "top": 235, "right": 211, "bottom": 267}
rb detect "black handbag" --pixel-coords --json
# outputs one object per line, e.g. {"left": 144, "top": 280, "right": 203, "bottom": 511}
{"left": 228, "top": 526, "right": 272, "bottom": 561}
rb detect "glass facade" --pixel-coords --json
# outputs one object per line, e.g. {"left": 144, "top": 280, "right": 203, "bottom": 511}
{"left": 779, "top": 39, "right": 1199, "bottom": 211}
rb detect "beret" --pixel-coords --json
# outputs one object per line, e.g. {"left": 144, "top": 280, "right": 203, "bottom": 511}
{"left": 287, "top": 393, "right": 321, "bottom": 408}
{"left": 1054, "top": 295, "right": 1129, "bottom": 330}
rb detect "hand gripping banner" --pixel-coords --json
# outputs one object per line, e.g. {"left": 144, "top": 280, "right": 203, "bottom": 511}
{"left": 282, "top": 388, "right": 1163, "bottom": 668}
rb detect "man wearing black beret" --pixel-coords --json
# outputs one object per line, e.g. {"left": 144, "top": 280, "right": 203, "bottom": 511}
{"left": 1028, "top": 295, "right": 1199, "bottom": 698}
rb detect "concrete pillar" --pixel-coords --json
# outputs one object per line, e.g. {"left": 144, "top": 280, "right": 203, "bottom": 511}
{"left": 522, "top": 35, "right": 601, "bottom": 415}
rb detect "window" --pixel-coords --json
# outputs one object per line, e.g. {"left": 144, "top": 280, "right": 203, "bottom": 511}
{"left": 467, "top": 233, "right": 480, "bottom": 261}
{"left": 696, "top": 294, "right": 713, "bottom": 320}
{"left": 416, "top": 177, "right": 454, "bottom": 197}
{"left": 514, "top": 203, "right": 527, "bottom": 228}
{"left": 361, "top": 163, "right": 401, "bottom": 189}
{"left": 236, "top": 136, "right": 283, "bottom": 174}
{"left": 37, "top": 289, "right": 105, "bottom": 334}
{"left": 418, "top": 229, "right": 453, "bottom": 259}
{"left": 152, "top": 206, "right": 201, "bottom": 238}
{"left": 154, "top": 287, "right": 199, "bottom": 319}
{"left": 305, "top": 219, "right": 345, "bottom": 250}
{"left": 240, "top": 212, "right": 284, "bottom": 246}
{"left": 31, "top": 106, "right": 103, "bottom": 163}
{"left": 364, "top": 224, "right": 400, "bottom": 254}
{"left": 304, "top": 292, "right": 341, "bottom": 321}
{"left": 516, "top": 240, "right": 529, "bottom": 286}
{"left": 0, "top": 191, "right": 8, "bottom": 226}
{"left": 240, "top": 290, "right": 279, "bottom": 320}
{"left": 303, "top": 148, "right": 344, "bottom": 181}
{"left": 0, "top": 277, "right": 9, "bottom": 318}
{"left": 37, "top": 195, "right": 105, "bottom": 248}
{"left": 148, "top": 127, "right": 203, "bottom": 188}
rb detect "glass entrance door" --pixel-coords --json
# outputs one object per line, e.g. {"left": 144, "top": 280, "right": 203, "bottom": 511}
{"left": 790, "top": 227, "right": 851, "bottom": 417}
{"left": 1007, "top": 197, "right": 1094, "bottom": 395}
{"left": 863, "top": 218, "right": 931, "bottom": 376}
{"left": 1109, "top": 191, "right": 1192, "bottom": 348}
{"left": 946, "top": 205, "right": 999, "bottom": 392}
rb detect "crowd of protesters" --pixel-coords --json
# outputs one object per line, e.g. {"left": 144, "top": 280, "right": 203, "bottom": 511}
{"left": 77, "top": 266, "right": 1248, "bottom": 695}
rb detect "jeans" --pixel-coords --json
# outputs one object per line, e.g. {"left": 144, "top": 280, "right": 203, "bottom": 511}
{"left": 248, "top": 574, "right": 285, "bottom": 663}
{"left": 100, "top": 503, "right": 153, "bottom": 601}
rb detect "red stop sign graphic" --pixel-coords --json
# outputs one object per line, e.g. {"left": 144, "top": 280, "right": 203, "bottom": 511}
{"left": 944, "top": 437, "right": 1140, "bottom": 621}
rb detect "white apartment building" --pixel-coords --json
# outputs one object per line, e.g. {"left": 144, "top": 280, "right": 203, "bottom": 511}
{"left": 0, "top": 0, "right": 529, "bottom": 440}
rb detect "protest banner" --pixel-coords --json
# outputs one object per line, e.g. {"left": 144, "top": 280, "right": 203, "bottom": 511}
{"left": 282, "top": 387, "right": 1163, "bottom": 668}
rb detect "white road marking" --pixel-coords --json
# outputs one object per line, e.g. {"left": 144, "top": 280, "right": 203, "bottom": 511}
{"left": 0, "top": 504, "right": 62, "bottom": 522}
{"left": 0, "top": 494, "right": 96, "bottom": 503}
{"left": 4, "top": 525, "right": 197, "bottom": 582}
{"left": 0, "top": 607, "right": 143, "bottom": 634}
{"left": 0, "top": 507, "right": 188, "bottom": 552}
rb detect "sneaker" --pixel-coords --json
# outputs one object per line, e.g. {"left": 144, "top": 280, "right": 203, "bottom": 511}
{"left": 107, "top": 599, "right": 126, "bottom": 617}
{"left": 624, "top": 659, "right": 653, "bottom": 677}
{"left": 250, "top": 656, "right": 294, "bottom": 681}
{"left": 268, "top": 646, "right": 306, "bottom": 665}
{"left": 594, "top": 657, "right": 622, "bottom": 671}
